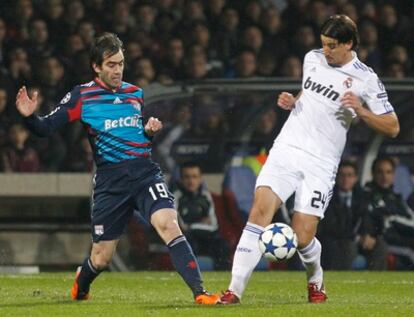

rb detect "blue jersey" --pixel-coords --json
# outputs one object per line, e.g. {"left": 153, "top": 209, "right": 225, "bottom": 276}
{"left": 25, "top": 78, "right": 152, "bottom": 166}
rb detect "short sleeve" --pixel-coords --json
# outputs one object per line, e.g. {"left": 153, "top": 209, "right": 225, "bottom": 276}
{"left": 361, "top": 74, "right": 394, "bottom": 115}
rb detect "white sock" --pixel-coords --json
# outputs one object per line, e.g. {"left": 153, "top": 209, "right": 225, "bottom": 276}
{"left": 228, "top": 222, "right": 264, "bottom": 298}
{"left": 298, "top": 237, "right": 323, "bottom": 288}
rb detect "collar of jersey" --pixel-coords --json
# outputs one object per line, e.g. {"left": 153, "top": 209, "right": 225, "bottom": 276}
{"left": 328, "top": 51, "right": 357, "bottom": 69}
{"left": 94, "top": 77, "right": 122, "bottom": 93}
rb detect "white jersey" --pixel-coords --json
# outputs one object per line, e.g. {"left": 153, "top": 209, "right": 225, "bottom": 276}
{"left": 275, "top": 49, "right": 394, "bottom": 170}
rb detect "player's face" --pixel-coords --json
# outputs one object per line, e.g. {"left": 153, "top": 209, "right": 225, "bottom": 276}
{"left": 373, "top": 161, "right": 395, "bottom": 189}
{"left": 93, "top": 49, "right": 124, "bottom": 89}
{"left": 180, "top": 167, "right": 202, "bottom": 193}
{"left": 320, "top": 35, "right": 353, "bottom": 66}
{"left": 337, "top": 166, "right": 358, "bottom": 192}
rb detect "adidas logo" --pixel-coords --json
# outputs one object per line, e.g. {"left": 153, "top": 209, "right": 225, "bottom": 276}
{"left": 113, "top": 97, "right": 122, "bottom": 104}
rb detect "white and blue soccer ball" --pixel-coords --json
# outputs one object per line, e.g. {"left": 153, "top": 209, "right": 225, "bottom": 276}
{"left": 258, "top": 223, "right": 298, "bottom": 261}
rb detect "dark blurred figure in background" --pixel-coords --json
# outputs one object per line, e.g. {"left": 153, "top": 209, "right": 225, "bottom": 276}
{"left": 318, "top": 161, "right": 387, "bottom": 270}
{"left": 1, "top": 123, "right": 40, "bottom": 172}
{"left": 363, "top": 157, "right": 414, "bottom": 269}
{"left": 174, "top": 161, "right": 229, "bottom": 270}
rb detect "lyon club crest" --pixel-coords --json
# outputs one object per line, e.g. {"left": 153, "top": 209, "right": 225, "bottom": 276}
{"left": 130, "top": 99, "right": 142, "bottom": 111}
{"left": 343, "top": 77, "right": 353, "bottom": 89}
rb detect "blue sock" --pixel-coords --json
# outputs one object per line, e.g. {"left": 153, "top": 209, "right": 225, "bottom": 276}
{"left": 77, "top": 257, "right": 103, "bottom": 294}
{"left": 168, "top": 235, "right": 204, "bottom": 297}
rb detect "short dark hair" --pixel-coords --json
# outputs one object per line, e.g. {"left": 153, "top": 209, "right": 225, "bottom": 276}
{"left": 90, "top": 32, "right": 123, "bottom": 67}
{"left": 180, "top": 161, "right": 202, "bottom": 174}
{"left": 339, "top": 160, "right": 358, "bottom": 174}
{"left": 371, "top": 156, "right": 396, "bottom": 174}
{"left": 320, "top": 14, "right": 359, "bottom": 49}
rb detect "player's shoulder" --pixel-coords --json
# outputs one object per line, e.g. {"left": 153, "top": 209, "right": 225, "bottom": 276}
{"left": 349, "top": 57, "right": 378, "bottom": 80}
{"left": 121, "top": 81, "right": 143, "bottom": 94}
{"left": 304, "top": 49, "right": 325, "bottom": 64}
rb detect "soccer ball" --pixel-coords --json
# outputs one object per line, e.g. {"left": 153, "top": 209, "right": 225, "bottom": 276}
{"left": 258, "top": 223, "right": 298, "bottom": 261}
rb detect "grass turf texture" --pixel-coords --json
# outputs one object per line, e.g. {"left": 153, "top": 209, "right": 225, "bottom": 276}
{"left": 0, "top": 271, "right": 413, "bottom": 317}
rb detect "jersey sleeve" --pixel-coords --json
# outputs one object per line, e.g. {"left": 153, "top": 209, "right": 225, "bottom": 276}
{"left": 25, "top": 86, "right": 82, "bottom": 136}
{"left": 361, "top": 74, "right": 394, "bottom": 115}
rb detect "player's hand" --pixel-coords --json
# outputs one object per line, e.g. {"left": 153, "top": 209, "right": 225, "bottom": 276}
{"left": 340, "top": 91, "right": 364, "bottom": 114}
{"left": 15, "top": 86, "right": 38, "bottom": 117}
{"left": 144, "top": 117, "right": 163, "bottom": 136}
{"left": 277, "top": 92, "right": 296, "bottom": 110}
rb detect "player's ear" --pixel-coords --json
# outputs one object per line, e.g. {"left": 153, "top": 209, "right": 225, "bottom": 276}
{"left": 92, "top": 63, "right": 101, "bottom": 74}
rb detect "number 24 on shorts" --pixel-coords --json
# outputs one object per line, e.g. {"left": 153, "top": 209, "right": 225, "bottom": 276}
{"left": 311, "top": 190, "right": 328, "bottom": 209}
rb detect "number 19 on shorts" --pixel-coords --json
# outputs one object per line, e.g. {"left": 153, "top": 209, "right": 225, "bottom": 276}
{"left": 149, "top": 183, "right": 169, "bottom": 200}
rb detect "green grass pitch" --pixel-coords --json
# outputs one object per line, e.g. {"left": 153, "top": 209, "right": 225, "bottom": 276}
{"left": 0, "top": 271, "right": 413, "bottom": 317}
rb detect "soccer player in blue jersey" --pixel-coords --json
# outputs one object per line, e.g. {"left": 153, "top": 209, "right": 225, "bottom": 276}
{"left": 15, "top": 33, "right": 220, "bottom": 305}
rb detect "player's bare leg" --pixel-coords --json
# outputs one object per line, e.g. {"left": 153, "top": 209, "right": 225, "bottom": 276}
{"left": 151, "top": 208, "right": 220, "bottom": 305}
{"left": 221, "top": 187, "right": 282, "bottom": 304}
{"left": 71, "top": 240, "right": 118, "bottom": 300}
{"left": 291, "top": 213, "right": 327, "bottom": 303}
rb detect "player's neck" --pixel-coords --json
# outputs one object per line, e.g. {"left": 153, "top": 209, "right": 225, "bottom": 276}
{"left": 338, "top": 51, "right": 354, "bottom": 67}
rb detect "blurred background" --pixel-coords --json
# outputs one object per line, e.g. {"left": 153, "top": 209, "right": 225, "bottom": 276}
{"left": 0, "top": 0, "right": 413, "bottom": 272}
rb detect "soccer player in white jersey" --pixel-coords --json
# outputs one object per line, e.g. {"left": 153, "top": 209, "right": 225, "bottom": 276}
{"left": 220, "top": 15, "right": 400, "bottom": 304}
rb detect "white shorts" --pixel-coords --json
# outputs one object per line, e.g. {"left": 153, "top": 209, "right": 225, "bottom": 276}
{"left": 255, "top": 143, "right": 337, "bottom": 219}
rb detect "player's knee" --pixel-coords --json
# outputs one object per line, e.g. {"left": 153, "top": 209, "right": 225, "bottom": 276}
{"left": 155, "top": 217, "right": 181, "bottom": 239}
{"left": 91, "top": 254, "right": 112, "bottom": 270}
{"left": 249, "top": 204, "right": 273, "bottom": 226}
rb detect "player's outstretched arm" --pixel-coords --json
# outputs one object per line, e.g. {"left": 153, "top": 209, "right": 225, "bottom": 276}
{"left": 277, "top": 91, "right": 302, "bottom": 110}
{"left": 15, "top": 86, "right": 38, "bottom": 117}
{"left": 341, "top": 91, "right": 400, "bottom": 138}
{"left": 144, "top": 117, "right": 163, "bottom": 136}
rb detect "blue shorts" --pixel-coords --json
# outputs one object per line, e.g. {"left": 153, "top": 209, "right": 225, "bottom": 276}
{"left": 91, "top": 158, "right": 174, "bottom": 242}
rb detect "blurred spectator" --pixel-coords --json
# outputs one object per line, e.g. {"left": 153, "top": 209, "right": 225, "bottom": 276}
{"left": 338, "top": 2, "right": 358, "bottom": 24}
{"left": 242, "top": 0, "right": 262, "bottom": 25}
{"left": 76, "top": 20, "right": 96, "bottom": 48}
{"left": 358, "top": 20, "right": 382, "bottom": 71}
{"left": 26, "top": 18, "right": 55, "bottom": 62}
{"left": 216, "top": 7, "right": 240, "bottom": 63}
{"left": 135, "top": 3, "right": 157, "bottom": 33}
{"left": 385, "top": 62, "right": 405, "bottom": 79}
{"left": 280, "top": 55, "right": 302, "bottom": 78}
{"left": 66, "top": 136, "right": 93, "bottom": 172}
{"left": 155, "top": 102, "right": 192, "bottom": 173}
{"left": 1, "top": 123, "right": 40, "bottom": 172}
{"left": 0, "top": 88, "right": 13, "bottom": 149}
{"left": 364, "top": 157, "right": 414, "bottom": 269}
{"left": 43, "top": 0, "right": 66, "bottom": 45}
{"left": 63, "top": 1, "right": 86, "bottom": 35}
{"left": 256, "top": 50, "right": 278, "bottom": 76}
{"left": 249, "top": 107, "right": 279, "bottom": 152}
{"left": 132, "top": 57, "right": 156, "bottom": 84}
{"left": 290, "top": 24, "right": 317, "bottom": 60}
{"left": 159, "top": 37, "right": 185, "bottom": 80}
{"left": 377, "top": 4, "right": 410, "bottom": 53}
{"left": 184, "top": 51, "right": 211, "bottom": 80}
{"left": 26, "top": 86, "right": 67, "bottom": 171}
{"left": 37, "top": 56, "right": 68, "bottom": 105}
{"left": 386, "top": 45, "right": 411, "bottom": 75}
{"left": 0, "top": 17, "right": 8, "bottom": 66}
{"left": 7, "top": 47, "right": 32, "bottom": 88}
{"left": 232, "top": 49, "right": 257, "bottom": 78}
{"left": 174, "top": 161, "right": 229, "bottom": 269}
{"left": 318, "top": 161, "right": 387, "bottom": 270}
{"left": 241, "top": 25, "right": 264, "bottom": 55}
{"left": 10, "top": 0, "right": 34, "bottom": 42}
